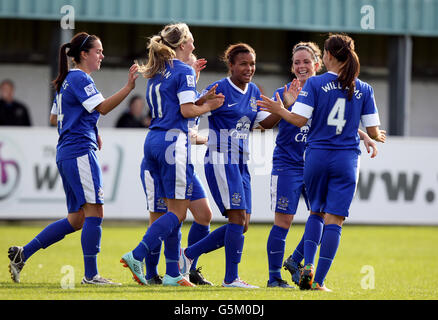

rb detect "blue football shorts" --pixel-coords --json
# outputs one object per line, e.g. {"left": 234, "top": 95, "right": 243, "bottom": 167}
{"left": 141, "top": 159, "right": 207, "bottom": 213}
{"left": 57, "top": 150, "right": 104, "bottom": 213}
{"left": 303, "top": 148, "right": 360, "bottom": 217}
{"left": 204, "top": 150, "right": 251, "bottom": 216}
{"left": 141, "top": 130, "right": 194, "bottom": 206}
{"left": 270, "top": 170, "right": 309, "bottom": 215}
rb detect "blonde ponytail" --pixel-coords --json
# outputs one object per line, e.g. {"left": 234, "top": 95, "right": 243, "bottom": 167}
{"left": 139, "top": 23, "right": 193, "bottom": 79}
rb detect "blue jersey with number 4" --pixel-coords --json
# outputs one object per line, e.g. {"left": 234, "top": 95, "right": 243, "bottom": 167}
{"left": 293, "top": 71, "right": 380, "bottom": 152}
{"left": 52, "top": 69, "right": 105, "bottom": 162}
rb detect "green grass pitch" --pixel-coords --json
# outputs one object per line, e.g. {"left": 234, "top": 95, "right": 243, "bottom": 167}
{"left": 1, "top": 222, "right": 437, "bottom": 300}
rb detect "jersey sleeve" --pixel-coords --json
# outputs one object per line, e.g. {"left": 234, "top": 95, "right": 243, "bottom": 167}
{"left": 254, "top": 110, "right": 271, "bottom": 125}
{"left": 361, "top": 84, "right": 381, "bottom": 127}
{"left": 50, "top": 97, "right": 57, "bottom": 115}
{"left": 70, "top": 72, "right": 105, "bottom": 113}
{"left": 292, "top": 78, "right": 316, "bottom": 119}
{"left": 177, "top": 67, "right": 197, "bottom": 105}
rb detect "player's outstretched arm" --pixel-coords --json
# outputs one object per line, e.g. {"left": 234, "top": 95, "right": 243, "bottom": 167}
{"left": 366, "top": 126, "right": 386, "bottom": 143}
{"left": 258, "top": 92, "right": 308, "bottom": 128}
{"left": 96, "top": 64, "right": 139, "bottom": 115}
{"left": 282, "top": 79, "right": 301, "bottom": 108}
{"left": 181, "top": 84, "right": 225, "bottom": 118}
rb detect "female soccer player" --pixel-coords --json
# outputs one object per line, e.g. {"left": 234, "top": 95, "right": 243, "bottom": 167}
{"left": 120, "top": 23, "right": 224, "bottom": 287}
{"left": 266, "top": 42, "right": 381, "bottom": 289}
{"left": 266, "top": 42, "right": 322, "bottom": 289}
{"left": 8, "top": 32, "right": 139, "bottom": 285}
{"left": 258, "top": 34, "right": 385, "bottom": 291}
{"left": 179, "top": 43, "right": 278, "bottom": 288}
{"left": 139, "top": 53, "right": 213, "bottom": 286}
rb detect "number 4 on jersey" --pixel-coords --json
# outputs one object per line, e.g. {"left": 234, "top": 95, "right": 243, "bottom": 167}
{"left": 56, "top": 93, "right": 65, "bottom": 129}
{"left": 327, "top": 98, "right": 346, "bottom": 135}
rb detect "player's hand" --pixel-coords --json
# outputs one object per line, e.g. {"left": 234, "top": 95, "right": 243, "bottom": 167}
{"left": 374, "top": 129, "right": 386, "bottom": 143}
{"left": 205, "top": 92, "right": 225, "bottom": 112}
{"left": 202, "top": 84, "right": 219, "bottom": 101}
{"left": 363, "top": 135, "right": 378, "bottom": 158}
{"left": 257, "top": 92, "right": 285, "bottom": 115}
{"left": 127, "top": 64, "right": 140, "bottom": 90}
{"left": 193, "top": 58, "right": 207, "bottom": 74}
{"left": 200, "top": 84, "right": 224, "bottom": 111}
{"left": 283, "top": 79, "right": 301, "bottom": 108}
{"left": 97, "top": 135, "right": 103, "bottom": 151}
{"left": 193, "top": 58, "right": 207, "bottom": 83}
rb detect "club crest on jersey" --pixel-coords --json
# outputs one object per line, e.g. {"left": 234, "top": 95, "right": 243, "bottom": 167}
{"left": 156, "top": 198, "right": 167, "bottom": 211}
{"left": 250, "top": 97, "right": 257, "bottom": 112}
{"left": 186, "top": 75, "right": 196, "bottom": 88}
{"left": 84, "top": 84, "right": 97, "bottom": 97}
{"left": 97, "top": 187, "right": 104, "bottom": 201}
{"left": 277, "top": 196, "right": 289, "bottom": 211}
{"left": 187, "top": 182, "right": 194, "bottom": 198}
{"left": 231, "top": 193, "right": 242, "bottom": 206}
{"left": 230, "top": 116, "right": 251, "bottom": 140}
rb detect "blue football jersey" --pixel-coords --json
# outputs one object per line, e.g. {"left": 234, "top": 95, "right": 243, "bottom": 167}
{"left": 271, "top": 83, "right": 307, "bottom": 173}
{"left": 52, "top": 69, "right": 105, "bottom": 162}
{"left": 188, "top": 91, "right": 201, "bottom": 130}
{"left": 293, "top": 71, "right": 380, "bottom": 151}
{"left": 204, "top": 78, "right": 269, "bottom": 163}
{"left": 146, "top": 59, "right": 198, "bottom": 133}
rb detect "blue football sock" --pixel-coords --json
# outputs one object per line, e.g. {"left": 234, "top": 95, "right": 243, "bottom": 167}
{"left": 132, "top": 211, "right": 180, "bottom": 261}
{"left": 267, "top": 225, "right": 289, "bottom": 283}
{"left": 291, "top": 234, "right": 304, "bottom": 264}
{"left": 303, "top": 214, "right": 324, "bottom": 266}
{"left": 81, "top": 217, "right": 102, "bottom": 279}
{"left": 185, "top": 224, "right": 227, "bottom": 260}
{"left": 23, "top": 218, "right": 75, "bottom": 262}
{"left": 144, "top": 242, "right": 162, "bottom": 280}
{"left": 164, "top": 222, "right": 182, "bottom": 278}
{"left": 314, "top": 224, "right": 342, "bottom": 286}
{"left": 187, "top": 222, "right": 210, "bottom": 270}
{"left": 224, "top": 223, "right": 245, "bottom": 284}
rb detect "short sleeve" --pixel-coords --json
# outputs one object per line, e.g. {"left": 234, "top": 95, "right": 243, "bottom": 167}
{"left": 292, "top": 78, "right": 316, "bottom": 119}
{"left": 70, "top": 72, "right": 105, "bottom": 113}
{"left": 51, "top": 97, "right": 57, "bottom": 115}
{"left": 361, "top": 85, "right": 381, "bottom": 127}
{"left": 254, "top": 110, "right": 270, "bottom": 124}
{"left": 177, "top": 67, "right": 197, "bottom": 105}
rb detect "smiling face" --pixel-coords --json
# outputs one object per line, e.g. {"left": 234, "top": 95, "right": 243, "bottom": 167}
{"left": 292, "top": 49, "right": 318, "bottom": 85}
{"left": 80, "top": 40, "right": 104, "bottom": 73}
{"left": 229, "top": 52, "right": 256, "bottom": 89}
